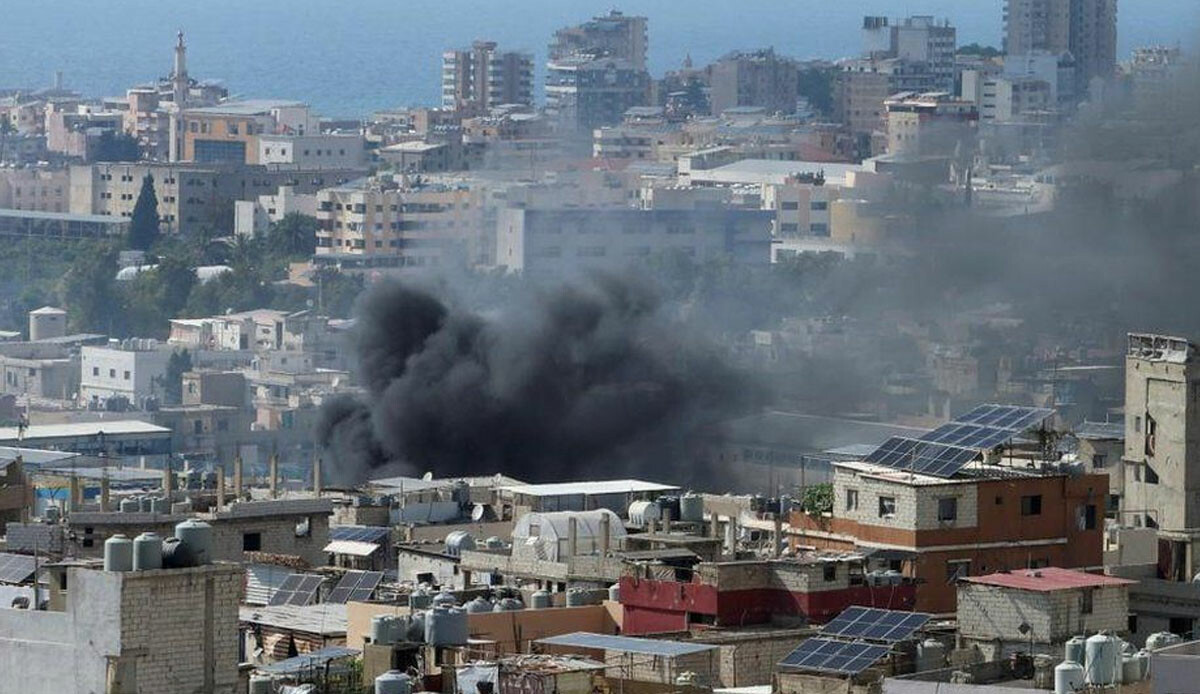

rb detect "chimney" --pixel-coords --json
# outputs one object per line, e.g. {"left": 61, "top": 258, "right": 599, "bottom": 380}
{"left": 67, "top": 474, "right": 80, "bottom": 513}
{"left": 663, "top": 507, "right": 673, "bottom": 533}
{"left": 599, "top": 512, "right": 611, "bottom": 556}
{"left": 99, "top": 475, "right": 110, "bottom": 512}
{"left": 216, "top": 465, "right": 226, "bottom": 510}
{"left": 709, "top": 512, "right": 719, "bottom": 539}
{"left": 313, "top": 457, "right": 322, "bottom": 497}
{"left": 568, "top": 515, "right": 578, "bottom": 558}
{"left": 162, "top": 463, "right": 174, "bottom": 500}
{"left": 233, "top": 455, "right": 243, "bottom": 501}
{"left": 269, "top": 454, "right": 278, "bottom": 498}
{"left": 773, "top": 513, "right": 783, "bottom": 558}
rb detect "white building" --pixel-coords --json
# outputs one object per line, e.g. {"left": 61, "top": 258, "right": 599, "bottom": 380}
{"left": 257, "top": 133, "right": 366, "bottom": 169}
{"left": 233, "top": 186, "right": 318, "bottom": 237}
{"left": 80, "top": 342, "right": 173, "bottom": 407}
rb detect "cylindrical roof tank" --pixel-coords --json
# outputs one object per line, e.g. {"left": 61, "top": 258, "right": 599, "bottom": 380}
{"left": 466, "top": 597, "right": 493, "bottom": 613}
{"left": 1121, "top": 655, "right": 1144, "bottom": 683}
{"left": 531, "top": 590, "right": 552, "bottom": 609}
{"left": 375, "top": 670, "right": 412, "bottom": 694}
{"left": 608, "top": 583, "right": 621, "bottom": 602}
{"left": 371, "top": 615, "right": 397, "bottom": 645}
{"left": 628, "top": 500, "right": 661, "bottom": 527}
{"left": 249, "top": 674, "right": 275, "bottom": 694}
{"left": 132, "top": 532, "right": 163, "bottom": 571}
{"left": 104, "top": 534, "right": 133, "bottom": 572}
{"left": 119, "top": 498, "right": 139, "bottom": 513}
{"left": 161, "top": 537, "right": 196, "bottom": 568}
{"left": 492, "top": 597, "right": 523, "bottom": 612}
{"left": 43, "top": 505, "right": 61, "bottom": 524}
{"left": 917, "top": 638, "right": 947, "bottom": 672}
{"left": 432, "top": 590, "right": 457, "bottom": 608}
{"left": 408, "top": 590, "right": 432, "bottom": 610}
{"left": 1146, "top": 631, "right": 1182, "bottom": 651}
{"left": 1085, "top": 632, "right": 1120, "bottom": 685}
{"left": 565, "top": 588, "right": 590, "bottom": 607}
{"left": 150, "top": 496, "right": 170, "bottom": 514}
{"left": 445, "top": 530, "right": 476, "bottom": 557}
{"left": 138, "top": 495, "right": 153, "bottom": 512}
{"left": 406, "top": 611, "right": 426, "bottom": 642}
{"left": 679, "top": 493, "right": 704, "bottom": 523}
{"left": 1065, "top": 635, "right": 1087, "bottom": 664}
{"left": 484, "top": 536, "right": 505, "bottom": 549}
{"left": 175, "top": 519, "right": 213, "bottom": 565}
{"left": 1055, "top": 661, "right": 1085, "bottom": 694}
{"left": 426, "top": 605, "right": 468, "bottom": 646}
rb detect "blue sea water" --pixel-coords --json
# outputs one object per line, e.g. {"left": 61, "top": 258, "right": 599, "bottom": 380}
{"left": 0, "top": 0, "right": 1195, "bottom": 118}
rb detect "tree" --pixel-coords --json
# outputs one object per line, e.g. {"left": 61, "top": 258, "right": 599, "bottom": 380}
{"left": 162, "top": 349, "right": 192, "bottom": 405}
{"left": 266, "top": 213, "right": 319, "bottom": 259}
{"left": 61, "top": 244, "right": 121, "bottom": 334}
{"left": 92, "top": 131, "right": 140, "bottom": 162}
{"left": 128, "top": 174, "right": 160, "bottom": 251}
{"left": 957, "top": 43, "right": 1002, "bottom": 58}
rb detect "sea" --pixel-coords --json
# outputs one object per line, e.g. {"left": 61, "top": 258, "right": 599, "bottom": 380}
{"left": 0, "top": 0, "right": 1195, "bottom": 118}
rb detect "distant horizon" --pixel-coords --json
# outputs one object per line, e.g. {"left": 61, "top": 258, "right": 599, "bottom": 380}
{"left": 1, "top": 0, "right": 1195, "bottom": 117}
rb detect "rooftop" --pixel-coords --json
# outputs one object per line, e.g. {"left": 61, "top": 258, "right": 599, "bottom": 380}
{"left": 239, "top": 603, "right": 347, "bottom": 635}
{"left": 536, "top": 631, "right": 718, "bottom": 657}
{"left": 0, "top": 420, "right": 171, "bottom": 442}
{"left": 0, "top": 208, "right": 131, "bottom": 226}
{"left": 185, "top": 99, "right": 306, "bottom": 116}
{"left": 500, "top": 479, "right": 679, "bottom": 497}
{"left": 961, "top": 567, "right": 1136, "bottom": 592}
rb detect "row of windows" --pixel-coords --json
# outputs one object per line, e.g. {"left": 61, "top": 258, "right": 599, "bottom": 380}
{"left": 90, "top": 366, "right": 131, "bottom": 380}
{"left": 845, "top": 489, "right": 1051, "bottom": 521}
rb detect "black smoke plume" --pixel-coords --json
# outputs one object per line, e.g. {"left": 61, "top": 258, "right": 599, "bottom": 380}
{"left": 317, "top": 273, "right": 762, "bottom": 485}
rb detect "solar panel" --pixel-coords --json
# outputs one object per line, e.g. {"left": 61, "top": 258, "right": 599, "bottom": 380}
{"left": 325, "top": 570, "right": 384, "bottom": 604}
{"left": 329, "top": 526, "right": 390, "bottom": 543}
{"left": 0, "top": 553, "right": 37, "bottom": 584}
{"left": 953, "top": 405, "right": 1053, "bottom": 432}
{"left": 821, "top": 607, "right": 932, "bottom": 643}
{"left": 918, "top": 422, "right": 1014, "bottom": 450}
{"left": 779, "top": 638, "right": 890, "bottom": 675}
{"left": 268, "top": 574, "right": 324, "bottom": 606}
{"left": 864, "top": 437, "right": 979, "bottom": 478}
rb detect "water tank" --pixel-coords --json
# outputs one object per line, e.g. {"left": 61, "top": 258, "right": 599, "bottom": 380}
{"left": 1121, "top": 654, "right": 1145, "bottom": 683}
{"left": 493, "top": 597, "right": 523, "bottom": 612}
{"left": 175, "top": 519, "right": 213, "bottom": 565}
{"left": 917, "top": 638, "right": 946, "bottom": 672}
{"left": 375, "top": 670, "right": 412, "bottom": 694}
{"left": 608, "top": 583, "right": 621, "bottom": 602}
{"left": 628, "top": 500, "right": 661, "bottom": 527}
{"left": 150, "top": 496, "right": 170, "bottom": 514}
{"left": 1055, "top": 660, "right": 1085, "bottom": 694}
{"left": 161, "top": 537, "right": 195, "bottom": 568}
{"left": 466, "top": 597, "right": 493, "bottom": 613}
{"left": 675, "top": 672, "right": 699, "bottom": 687}
{"left": 138, "top": 495, "right": 153, "bottom": 512}
{"left": 132, "top": 532, "right": 163, "bottom": 571}
{"left": 407, "top": 611, "right": 426, "bottom": 642}
{"left": 29, "top": 306, "right": 67, "bottom": 342}
{"left": 119, "top": 497, "right": 139, "bottom": 513}
{"left": 445, "top": 531, "right": 476, "bottom": 557}
{"left": 1065, "top": 635, "right": 1087, "bottom": 664}
{"left": 432, "top": 590, "right": 457, "bottom": 608}
{"left": 484, "top": 536, "right": 505, "bottom": 549}
{"left": 565, "top": 588, "right": 590, "bottom": 607}
{"left": 531, "top": 590, "right": 552, "bottom": 609}
{"left": 425, "top": 605, "right": 468, "bottom": 646}
{"left": 1146, "top": 631, "right": 1183, "bottom": 651}
{"left": 1033, "top": 655, "right": 1056, "bottom": 689}
{"left": 1085, "top": 632, "right": 1120, "bottom": 685}
{"left": 883, "top": 569, "right": 903, "bottom": 585}
{"left": 249, "top": 674, "right": 275, "bottom": 694}
{"left": 451, "top": 480, "right": 470, "bottom": 505}
{"left": 679, "top": 493, "right": 704, "bottom": 522}
{"left": 43, "top": 505, "right": 61, "bottom": 524}
{"left": 408, "top": 589, "right": 432, "bottom": 610}
{"left": 104, "top": 534, "right": 133, "bottom": 572}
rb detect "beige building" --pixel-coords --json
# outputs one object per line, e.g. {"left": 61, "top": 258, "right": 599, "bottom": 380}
{"left": 884, "top": 91, "right": 978, "bottom": 156}
{"left": 442, "top": 40, "right": 534, "bottom": 113}
{"left": 0, "top": 167, "right": 71, "bottom": 213}
{"left": 181, "top": 100, "right": 317, "bottom": 164}
{"left": 1004, "top": 0, "right": 1117, "bottom": 86}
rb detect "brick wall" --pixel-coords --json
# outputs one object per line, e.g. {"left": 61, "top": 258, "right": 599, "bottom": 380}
{"left": 957, "top": 582, "right": 1128, "bottom": 644}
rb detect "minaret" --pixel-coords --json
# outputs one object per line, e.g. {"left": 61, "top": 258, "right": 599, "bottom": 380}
{"left": 172, "top": 30, "right": 188, "bottom": 107}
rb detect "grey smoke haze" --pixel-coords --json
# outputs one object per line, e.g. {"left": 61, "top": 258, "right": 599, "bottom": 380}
{"left": 317, "top": 273, "right": 763, "bottom": 485}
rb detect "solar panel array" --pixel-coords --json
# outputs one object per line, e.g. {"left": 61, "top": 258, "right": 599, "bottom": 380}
{"left": 268, "top": 574, "right": 324, "bottom": 606}
{"left": 779, "top": 638, "right": 890, "bottom": 675}
{"left": 329, "top": 526, "right": 390, "bottom": 543}
{"left": 952, "top": 405, "right": 1054, "bottom": 432}
{"left": 864, "top": 437, "right": 979, "bottom": 478}
{"left": 0, "top": 553, "right": 37, "bottom": 584}
{"left": 918, "top": 423, "right": 1018, "bottom": 450}
{"left": 325, "top": 571, "right": 383, "bottom": 604}
{"left": 820, "top": 607, "right": 932, "bottom": 643}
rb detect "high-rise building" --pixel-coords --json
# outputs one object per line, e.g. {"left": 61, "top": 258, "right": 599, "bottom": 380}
{"left": 549, "top": 10, "right": 648, "bottom": 70}
{"left": 1003, "top": 0, "right": 1117, "bottom": 86}
{"left": 861, "top": 16, "right": 957, "bottom": 92}
{"left": 708, "top": 49, "right": 799, "bottom": 116}
{"left": 441, "top": 41, "right": 533, "bottom": 114}
{"left": 545, "top": 56, "right": 650, "bottom": 134}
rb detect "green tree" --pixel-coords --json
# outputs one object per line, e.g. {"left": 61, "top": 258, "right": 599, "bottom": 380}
{"left": 128, "top": 174, "right": 160, "bottom": 251}
{"left": 61, "top": 244, "right": 121, "bottom": 334}
{"left": 266, "top": 213, "right": 319, "bottom": 259}
{"left": 957, "top": 43, "right": 1002, "bottom": 58}
{"left": 162, "top": 349, "right": 192, "bottom": 405}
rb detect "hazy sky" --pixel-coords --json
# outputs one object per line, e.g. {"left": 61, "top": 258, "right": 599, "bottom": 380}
{"left": 1, "top": 0, "right": 1195, "bottom": 115}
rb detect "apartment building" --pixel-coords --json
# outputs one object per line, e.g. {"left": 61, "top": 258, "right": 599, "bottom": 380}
{"left": 862, "top": 16, "right": 957, "bottom": 92}
{"left": 232, "top": 185, "right": 317, "bottom": 237}
{"left": 708, "top": 49, "right": 799, "bottom": 117}
{"left": 790, "top": 457, "right": 1106, "bottom": 614}
{"left": 442, "top": 41, "right": 534, "bottom": 113}
{"left": 315, "top": 176, "right": 489, "bottom": 269}
{"left": 0, "top": 168, "right": 70, "bottom": 213}
{"left": 257, "top": 133, "right": 365, "bottom": 169}
{"left": 181, "top": 100, "right": 318, "bottom": 164}
{"left": 549, "top": 10, "right": 648, "bottom": 71}
{"left": 884, "top": 91, "right": 979, "bottom": 156}
{"left": 1004, "top": 0, "right": 1117, "bottom": 86}
{"left": 80, "top": 342, "right": 173, "bottom": 408}
{"left": 835, "top": 57, "right": 939, "bottom": 139}
{"left": 545, "top": 56, "right": 651, "bottom": 134}
{"left": 962, "top": 72, "right": 1055, "bottom": 122}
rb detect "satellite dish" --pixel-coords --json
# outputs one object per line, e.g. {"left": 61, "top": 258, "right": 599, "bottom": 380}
{"left": 422, "top": 472, "right": 433, "bottom": 481}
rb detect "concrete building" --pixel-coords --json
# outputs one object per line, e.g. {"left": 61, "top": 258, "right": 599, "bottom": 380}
{"left": 708, "top": 49, "right": 799, "bottom": 117}
{"left": 181, "top": 100, "right": 318, "bottom": 165}
{"left": 835, "top": 57, "right": 940, "bottom": 142}
{"left": 545, "top": 56, "right": 650, "bottom": 134}
{"left": 790, "top": 458, "right": 1107, "bottom": 614}
{"left": 0, "top": 351, "right": 78, "bottom": 400}
{"left": 1075, "top": 420, "right": 1124, "bottom": 514}
{"left": 442, "top": 41, "right": 534, "bottom": 113}
{"left": 0, "top": 167, "right": 71, "bottom": 213}
{"left": 957, "top": 567, "right": 1133, "bottom": 659}
{"left": 884, "top": 91, "right": 978, "bottom": 157}
{"left": 43, "top": 103, "right": 125, "bottom": 159}
{"left": 1003, "top": 0, "right": 1117, "bottom": 86}
{"left": 862, "top": 16, "right": 957, "bottom": 92}
{"left": 28, "top": 306, "right": 66, "bottom": 341}
{"left": 232, "top": 185, "right": 317, "bottom": 237}
{"left": 257, "top": 133, "right": 365, "bottom": 169}
{"left": 182, "top": 370, "right": 247, "bottom": 408}
{"left": 549, "top": 10, "right": 648, "bottom": 71}
{"left": 0, "top": 420, "right": 172, "bottom": 461}
{"left": 0, "top": 561, "right": 243, "bottom": 694}
{"left": 962, "top": 72, "right": 1055, "bottom": 123}
{"left": 80, "top": 342, "right": 173, "bottom": 408}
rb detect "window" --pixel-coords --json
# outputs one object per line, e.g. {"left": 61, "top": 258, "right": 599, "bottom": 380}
{"left": 1081, "top": 588, "right": 1094, "bottom": 614}
{"left": 295, "top": 517, "right": 311, "bottom": 538}
{"left": 1021, "top": 495, "right": 1043, "bottom": 516}
{"left": 91, "top": 367, "right": 99, "bottom": 376}
{"left": 243, "top": 532, "right": 262, "bottom": 552}
{"left": 845, "top": 488, "right": 859, "bottom": 511}
{"left": 1092, "top": 453, "right": 1107, "bottom": 469}
{"left": 1145, "top": 414, "right": 1157, "bottom": 456}
{"left": 1145, "top": 465, "right": 1160, "bottom": 484}
{"left": 123, "top": 370, "right": 130, "bottom": 380}
{"left": 811, "top": 201, "right": 829, "bottom": 211}
{"left": 947, "top": 559, "right": 970, "bottom": 581}
{"left": 878, "top": 496, "right": 896, "bottom": 518}
{"left": 780, "top": 201, "right": 799, "bottom": 210}
{"left": 823, "top": 563, "right": 837, "bottom": 581}
{"left": 938, "top": 497, "right": 958, "bottom": 522}
{"left": 1080, "top": 504, "right": 1097, "bottom": 530}
{"left": 108, "top": 369, "right": 116, "bottom": 378}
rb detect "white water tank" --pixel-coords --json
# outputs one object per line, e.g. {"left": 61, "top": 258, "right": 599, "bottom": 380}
{"left": 628, "top": 500, "right": 661, "bottom": 527}
{"left": 608, "top": 583, "right": 621, "bottom": 602}
{"left": 28, "top": 306, "right": 66, "bottom": 342}
{"left": 679, "top": 493, "right": 704, "bottom": 522}
{"left": 249, "top": 674, "right": 275, "bottom": 694}
{"left": 175, "top": 519, "right": 213, "bottom": 565}
{"left": 466, "top": 597, "right": 492, "bottom": 613}
{"left": 408, "top": 589, "right": 432, "bottom": 610}
{"left": 104, "top": 534, "right": 133, "bottom": 572}
{"left": 1085, "top": 632, "right": 1120, "bottom": 685}
{"left": 1146, "top": 631, "right": 1182, "bottom": 651}
{"left": 531, "top": 590, "right": 552, "bottom": 609}
{"left": 917, "top": 638, "right": 946, "bottom": 672}
{"left": 432, "top": 590, "right": 457, "bottom": 608}
{"left": 407, "top": 611, "right": 426, "bottom": 642}
{"left": 43, "top": 505, "right": 61, "bottom": 524}
{"left": 138, "top": 496, "right": 153, "bottom": 512}
{"left": 150, "top": 496, "right": 170, "bottom": 514}
{"left": 1121, "top": 654, "right": 1145, "bottom": 683}
{"left": 1055, "top": 660, "right": 1085, "bottom": 694}
{"left": 565, "top": 588, "right": 590, "bottom": 606}
{"left": 425, "top": 605, "right": 468, "bottom": 646}
{"left": 445, "top": 530, "right": 476, "bottom": 557}
{"left": 119, "top": 497, "right": 139, "bottom": 513}
{"left": 493, "top": 597, "right": 523, "bottom": 611}
{"left": 1065, "top": 635, "right": 1086, "bottom": 664}
{"left": 375, "top": 670, "right": 412, "bottom": 694}
{"left": 132, "top": 532, "right": 163, "bottom": 571}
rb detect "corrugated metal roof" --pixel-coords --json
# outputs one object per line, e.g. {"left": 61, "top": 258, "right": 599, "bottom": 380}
{"left": 961, "top": 568, "right": 1135, "bottom": 592}
{"left": 0, "top": 420, "right": 170, "bottom": 441}
{"left": 1075, "top": 421, "right": 1125, "bottom": 440}
{"left": 536, "top": 632, "right": 717, "bottom": 657}
{"left": 244, "top": 563, "right": 296, "bottom": 606}
{"left": 239, "top": 603, "right": 347, "bottom": 635}
{"left": 257, "top": 646, "right": 360, "bottom": 675}
{"left": 500, "top": 479, "right": 678, "bottom": 497}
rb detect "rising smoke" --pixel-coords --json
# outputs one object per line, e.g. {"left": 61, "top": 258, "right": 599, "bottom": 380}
{"left": 317, "top": 273, "right": 763, "bottom": 486}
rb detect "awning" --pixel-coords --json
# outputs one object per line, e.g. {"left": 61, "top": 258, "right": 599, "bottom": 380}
{"left": 322, "top": 540, "right": 380, "bottom": 557}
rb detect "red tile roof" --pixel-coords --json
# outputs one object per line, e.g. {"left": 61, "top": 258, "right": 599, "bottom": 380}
{"left": 961, "top": 567, "right": 1135, "bottom": 592}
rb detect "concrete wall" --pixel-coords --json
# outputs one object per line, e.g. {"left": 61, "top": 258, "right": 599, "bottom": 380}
{"left": 957, "top": 582, "right": 1128, "bottom": 648}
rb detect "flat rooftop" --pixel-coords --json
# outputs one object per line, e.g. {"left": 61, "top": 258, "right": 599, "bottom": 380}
{"left": 0, "top": 420, "right": 170, "bottom": 441}
{"left": 962, "top": 568, "right": 1135, "bottom": 592}
{"left": 0, "top": 208, "right": 130, "bottom": 225}
{"left": 499, "top": 479, "right": 679, "bottom": 497}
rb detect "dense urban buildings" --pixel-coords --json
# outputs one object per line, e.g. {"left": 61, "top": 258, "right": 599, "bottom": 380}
{"left": 442, "top": 41, "right": 534, "bottom": 113}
